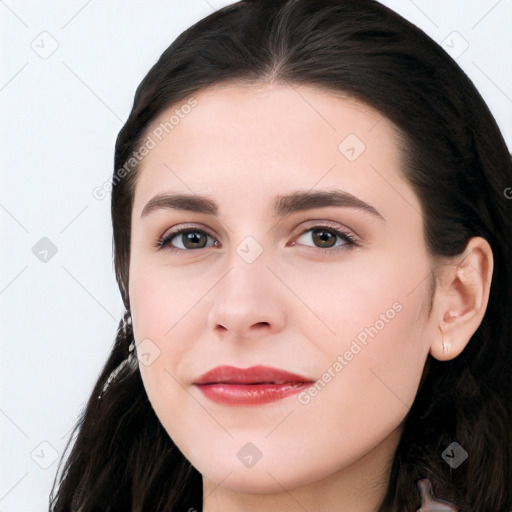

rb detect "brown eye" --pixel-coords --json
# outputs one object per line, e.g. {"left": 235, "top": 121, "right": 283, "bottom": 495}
{"left": 294, "top": 226, "right": 356, "bottom": 252}
{"left": 311, "top": 229, "right": 337, "bottom": 248}
{"left": 180, "top": 231, "right": 208, "bottom": 249}
{"left": 157, "top": 228, "right": 217, "bottom": 250}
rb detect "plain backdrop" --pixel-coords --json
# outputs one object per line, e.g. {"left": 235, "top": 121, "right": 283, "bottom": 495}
{"left": 1, "top": 1, "right": 511, "bottom": 510}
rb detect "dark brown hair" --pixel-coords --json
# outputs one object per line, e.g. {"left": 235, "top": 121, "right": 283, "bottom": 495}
{"left": 50, "top": 1, "right": 512, "bottom": 510}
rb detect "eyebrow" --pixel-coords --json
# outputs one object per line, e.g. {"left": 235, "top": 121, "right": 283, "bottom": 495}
{"left": 140, "top": 189, "right": 385, "bottom": 222}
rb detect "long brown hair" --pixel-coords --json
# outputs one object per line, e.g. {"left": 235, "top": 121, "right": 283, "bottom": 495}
{"left": 50, "top": 1, "right": 512, "bottom": 510}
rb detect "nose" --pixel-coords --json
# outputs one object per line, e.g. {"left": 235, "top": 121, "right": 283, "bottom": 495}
{"left": 206, "top": 252, "right": 287, "bottom": 344}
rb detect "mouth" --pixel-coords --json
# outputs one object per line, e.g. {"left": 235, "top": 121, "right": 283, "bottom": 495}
{"left": 193, "top": 365, "right": 315, "bottom": 406}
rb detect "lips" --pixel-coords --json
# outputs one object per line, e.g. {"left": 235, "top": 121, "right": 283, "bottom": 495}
{"left": 193, "top": 365, "right": 315, "bottom": 406}
{"left": 194, "top": 365, "right": 313, "bottom": 385}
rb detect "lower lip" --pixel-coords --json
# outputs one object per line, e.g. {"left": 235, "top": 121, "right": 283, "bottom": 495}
{"left": 195, "top": 382, "right": 314, "bottom": 406}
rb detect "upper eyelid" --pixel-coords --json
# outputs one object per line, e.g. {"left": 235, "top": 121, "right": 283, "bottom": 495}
{"left": 160, "top": 223, "right": 216, "bottom": 240}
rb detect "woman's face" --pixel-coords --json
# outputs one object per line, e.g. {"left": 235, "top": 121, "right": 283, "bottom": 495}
{"left": 128, "top": 83, "right": 437, "bottom": 496}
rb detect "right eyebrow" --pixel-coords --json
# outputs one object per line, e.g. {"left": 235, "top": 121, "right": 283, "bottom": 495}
{"left": 141, "top": 193, "right": 218, "bottom": 218}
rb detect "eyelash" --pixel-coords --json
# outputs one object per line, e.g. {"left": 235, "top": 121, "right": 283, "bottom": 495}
{"left": 156, "top": 223, "right": 359, "bottom": 255}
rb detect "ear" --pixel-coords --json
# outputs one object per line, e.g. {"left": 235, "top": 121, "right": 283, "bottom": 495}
{"left": 429, "top": 236, "right": 493, "bottom": 361}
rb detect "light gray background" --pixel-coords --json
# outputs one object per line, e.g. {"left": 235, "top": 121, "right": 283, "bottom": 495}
{"left": 1, "top": 1, "right": 511, "bottom": 510}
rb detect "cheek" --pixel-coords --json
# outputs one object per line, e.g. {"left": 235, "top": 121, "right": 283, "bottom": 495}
{"left": 129, "top": 257, "right": 208, "bottom": 339}
{"left": 128, "top": 261, "right": 211, "bottom": 425}
{"left": 293, "top": 249, "right": 431, "bottom": 406}
{"left": 291, "top": 287, "right": 429, "bottom": 468}
{"left": 278, "top": 246, "right": 431, "bottom": 354}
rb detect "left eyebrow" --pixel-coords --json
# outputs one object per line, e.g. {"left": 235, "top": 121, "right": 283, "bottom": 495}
{"left": 273, "top": 189, "right": 385, "bottom": 221}
{"left": 140, "top": 189, "right": 385, "bottom": 222}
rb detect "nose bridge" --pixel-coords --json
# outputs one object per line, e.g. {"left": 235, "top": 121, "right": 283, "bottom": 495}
{"left": 219, "top": 235, "right": 272, "bottom": 310}
{"left": 206, "top": 235, "right": 286, "bottom": 339}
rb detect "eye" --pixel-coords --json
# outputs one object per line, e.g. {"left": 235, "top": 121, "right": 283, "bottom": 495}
{"left": 291, "top": 225, "right": 358, "bottom": 254}
{"left": 157, "top": 226, "right": 218, "bottom": 251}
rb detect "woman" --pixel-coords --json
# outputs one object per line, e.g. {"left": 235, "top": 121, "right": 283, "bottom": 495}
{"left": 49, "top": 0, "right": 512, "bottom": 510}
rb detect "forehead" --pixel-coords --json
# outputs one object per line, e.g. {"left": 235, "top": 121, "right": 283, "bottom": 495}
{"left": 131, "top": 82, "right": 416, "bottom": 221}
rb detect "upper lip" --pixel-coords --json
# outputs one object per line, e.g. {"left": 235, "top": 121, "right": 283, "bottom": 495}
{"left": 193, "top": 365, "right": 314, "bottom": 385}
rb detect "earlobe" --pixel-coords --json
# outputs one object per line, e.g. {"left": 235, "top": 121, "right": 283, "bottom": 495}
{"left": 429, "top": 237, "right": 493, "bottom": 362}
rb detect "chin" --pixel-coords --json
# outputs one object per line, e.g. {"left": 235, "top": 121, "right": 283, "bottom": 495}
{"left": 192, "top": 442, "right": 339, "bottom": 495}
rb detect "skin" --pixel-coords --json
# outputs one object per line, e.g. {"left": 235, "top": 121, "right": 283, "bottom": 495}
{"left": 128, "top": 82, "right": 493, "bottom": 512}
